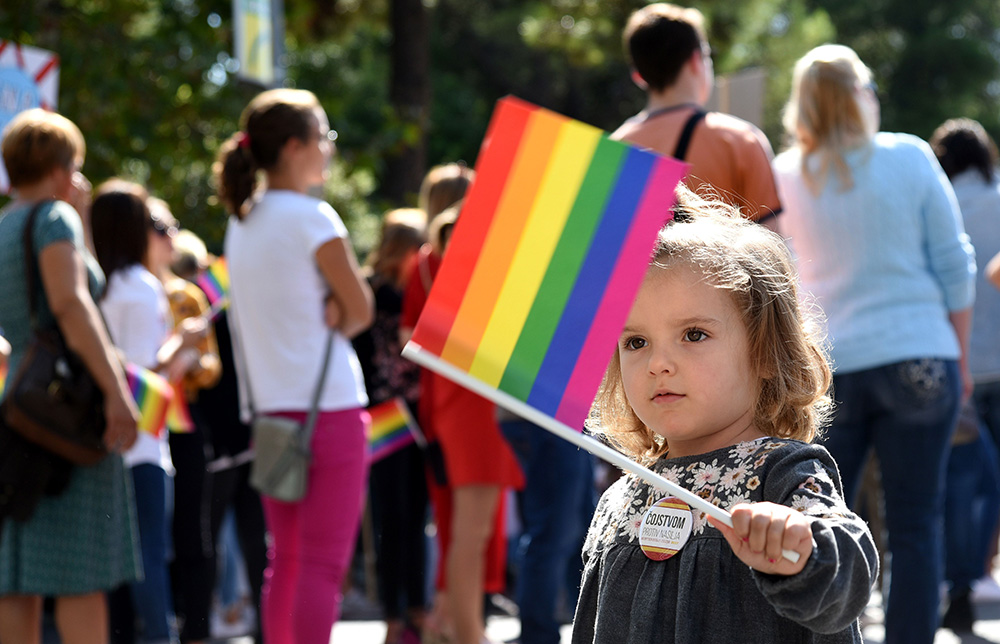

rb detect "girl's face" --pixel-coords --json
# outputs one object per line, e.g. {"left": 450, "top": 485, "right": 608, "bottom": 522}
{"left": 618, "top": 265, "right": 763, "bottom": 458}
{"left": 146, "top": 214, "right": 177, "bottom": 274}
{"left": 301, "top": 107, "right": 336, "bottom": 187}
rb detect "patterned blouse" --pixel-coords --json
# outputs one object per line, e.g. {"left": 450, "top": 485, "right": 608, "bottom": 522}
{"left": 572, "top": 438, "right": 878, "bottom": 644}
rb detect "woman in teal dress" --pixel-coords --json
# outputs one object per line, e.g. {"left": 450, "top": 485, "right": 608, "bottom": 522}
{"left": 0, "top": 108, "right": 141, "bottom": 644}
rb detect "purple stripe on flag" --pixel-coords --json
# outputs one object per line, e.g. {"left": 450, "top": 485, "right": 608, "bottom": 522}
{"left": 554, "top": 159, "right": 686, "bottom": 428}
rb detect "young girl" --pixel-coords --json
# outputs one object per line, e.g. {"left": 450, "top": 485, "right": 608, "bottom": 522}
{"left": 572, "top": 188, "right": 878, "bottom": 644}
{"left": 215, "top": 88, "right": 374, "bottom": 644}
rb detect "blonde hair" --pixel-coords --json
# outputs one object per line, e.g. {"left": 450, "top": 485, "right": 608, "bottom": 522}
{"left": 365, "top": 208, "right": 427, "bottom": 283}
{"left": 171, "top": 230, "right": 209, "bottom": 281}
{"left": 782, "top": 44, "right": 876, "bottom": 194}
{"left": 591, "top": 187, "right": 832, "bottom": 461}
{"left": 1, "top": 108, "right": 85, "bottom": 188}
{"left": 419, "top": 163, "right": 474, "bottom": 221}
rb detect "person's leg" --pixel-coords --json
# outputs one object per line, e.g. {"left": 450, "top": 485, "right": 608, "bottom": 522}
{"left": 169, "top": 431, "right": 214, "bottom": 643}
{"left": 819, "top": 370, "right": 874, "bottom": 508}
{"left": 872, "top": 359, "right": 960, "bottom": 644}
{"left": 944, "top": 439, "right": 981, "bottom": 594}
{"left": 55, "top": 592, "right": 109, "bottom": 644}
{"left": 370, "top": 449, "right": 408, "bottom": 624}
{"left": 448, "top": 484, "right": 501, "bottom": 644}
{"left": 291, "top": 409, "right": 369, "bottom": 644}
{"left": 260, "top": 491, "right": 301, "bottom": 644}
{"left": 973, "top": 381, "right": 1000, "bottom": 572}
{"left": 507, "top": 424, "right": 589, "bottom": 644}
{"left": 0, "top": 594, "right": 42, "bottom": 644}
{"left": 232, "top": 464, "right": 267, "bottom": 642}
{"left": 403, "top": 445, "right": 430, "bottom": 623}
{"left": 130, "top": 463, "right": 177, "bottom": 643}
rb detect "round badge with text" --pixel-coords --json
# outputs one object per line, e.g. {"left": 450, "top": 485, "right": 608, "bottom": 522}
{"left": 639, "top": 496, "right": 694, "bottom": 561}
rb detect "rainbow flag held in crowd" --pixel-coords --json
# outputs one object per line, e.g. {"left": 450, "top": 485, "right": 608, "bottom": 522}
{"left": 402, "top": 96, "right": 687, "bottom": 432}
{"left": 368, "top": 397, "right": 423, "bottom": 462}
{"left": 401, "top": 99, "right": 804, "bottom": 563}
{"left": 166, "top": 382, "right": 195, "bottom": 434}
{"left": 0, "top": 363, "right": 7, "bottom": 399}
{"left": 125, "top": 364, "right": 174, "bottom": 437}
{"left": 196, "top": 257, "right": 230, "bottom": 312}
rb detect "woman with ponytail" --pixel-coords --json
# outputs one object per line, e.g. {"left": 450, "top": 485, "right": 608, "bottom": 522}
{"left": 214, "top": 88, "right": 374, "bottom": 644}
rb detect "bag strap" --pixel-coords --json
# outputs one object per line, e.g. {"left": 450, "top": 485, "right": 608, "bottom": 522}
{"left": 300, "top": 331, "right": 335, "bottom": 444}
{"left": 672, "top": 110, "right": 707, "bottom": 161}
{"left": 20, "top": 200, "right": 54, "bottom": 332}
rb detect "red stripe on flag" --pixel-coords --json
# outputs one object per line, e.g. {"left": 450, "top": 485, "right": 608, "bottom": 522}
{"left": 412, "top": 97, "right": 535, "bottom": 357}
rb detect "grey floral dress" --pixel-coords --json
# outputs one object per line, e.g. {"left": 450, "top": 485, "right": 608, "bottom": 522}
{"left": 572, "top": 438, "right": 878, "bottom": 644}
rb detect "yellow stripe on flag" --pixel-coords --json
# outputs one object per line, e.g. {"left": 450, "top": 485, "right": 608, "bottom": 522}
{"left": 469, "top": 119, "right": 602, "bottom": 386}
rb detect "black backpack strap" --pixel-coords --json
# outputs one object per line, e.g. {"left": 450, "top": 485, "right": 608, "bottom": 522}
{"left": 673, "top": 110, "right": 707, "bottom": 161}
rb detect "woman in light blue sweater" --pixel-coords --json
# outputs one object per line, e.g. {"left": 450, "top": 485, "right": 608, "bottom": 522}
{"left": 773, "top": 44, "right": 976, "bottom": 644}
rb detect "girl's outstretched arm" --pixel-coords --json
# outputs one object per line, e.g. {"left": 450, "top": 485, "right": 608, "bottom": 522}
{"left": 739, "top": 443, "right": 879, "bottom": 634}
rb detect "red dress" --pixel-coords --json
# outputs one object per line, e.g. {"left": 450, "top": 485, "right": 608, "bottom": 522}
{"left": 401, "top": 246, "right": 524, "bottom": 591}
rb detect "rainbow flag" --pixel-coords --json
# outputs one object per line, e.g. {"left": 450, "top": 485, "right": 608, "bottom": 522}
{"left": 125, "top": 364, "right": 174, "bottom": 437}
{"left": 403, "top": 96, "right": 687, "bottom": 432}
{"left": 0, "top": 363, "right": 7, "bottom": 399}
{"left": 368, "top": 397, "right": 422, "bottom": 462}
{"left": 196, "top": 257, "right": 230, "bottom": 311}
{"left": 166, "top": 382, "right": 195, "bottom": 434}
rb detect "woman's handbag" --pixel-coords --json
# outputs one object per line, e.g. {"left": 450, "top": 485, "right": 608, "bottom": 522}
{"left": 248, "top": 332, "right": 334, "bottom": 502}
{"left": 2, "top": 201, "right": 107, "bottom": 466}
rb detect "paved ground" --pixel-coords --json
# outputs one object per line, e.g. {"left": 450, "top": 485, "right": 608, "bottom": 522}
{"left": 206, "top": 586, "right": 1000, "bottom": 644}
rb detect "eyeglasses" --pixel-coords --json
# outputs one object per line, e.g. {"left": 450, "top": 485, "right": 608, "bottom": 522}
{"left": 150, "top": 218, "right": 178, "bottom": 239}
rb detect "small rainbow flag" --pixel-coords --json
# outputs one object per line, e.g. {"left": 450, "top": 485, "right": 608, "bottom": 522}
{"left": 125, "top": 364, "right": 175, "bottom": 437}
{"left": 368, "top": 397, "right": 422, "bottom": 462}
{"left": 196, "top": 257, "right": 230, "bottom": 310}
{"left": 403, "top": 96, "right": 687, "bottom": 432}
{"left": 0, "top": 363, "right": 7, "bottom": 399}
{"left": 166, "top": 382, "right": 195, "bottom": 434}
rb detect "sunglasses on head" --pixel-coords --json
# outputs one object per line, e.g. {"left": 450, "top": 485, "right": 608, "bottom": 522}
{"left": 150, "top": 218, "right": 178, "bottom": 239}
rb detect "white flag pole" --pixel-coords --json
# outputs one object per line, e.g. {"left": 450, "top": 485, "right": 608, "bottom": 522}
{"left": 402, "top": 341, "right": 800, "bottom": 564}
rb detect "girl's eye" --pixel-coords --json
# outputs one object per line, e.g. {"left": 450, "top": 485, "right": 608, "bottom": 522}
{"left": 623, "top": 336, "right": 647, "bottom": 351}
{"left": 684, "top": 329, "right": 708, "bottom": 342}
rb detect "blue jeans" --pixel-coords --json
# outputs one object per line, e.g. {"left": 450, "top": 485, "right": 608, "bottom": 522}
{"left": 501, "top": 420, "right": 594, "bottom": 644}
{"left": 131, "top": 463, "right": 177, "bottom": 643}
{"left": 821, "top": 359, "right": 960, "bottom": 644}
{"left": 944, "top": 419, "right": 1000, "bottom": 593}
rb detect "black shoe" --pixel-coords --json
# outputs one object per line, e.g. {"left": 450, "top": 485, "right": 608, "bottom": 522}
{"left": 943, "top": 590, "right": 975, "bottom": 633}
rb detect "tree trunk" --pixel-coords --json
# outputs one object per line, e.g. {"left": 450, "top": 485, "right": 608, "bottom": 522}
{"left": 383, "top": 0, "right": 430, "bottom": 206}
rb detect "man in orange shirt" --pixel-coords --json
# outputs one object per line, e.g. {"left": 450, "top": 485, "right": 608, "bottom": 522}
{"left": 613, "top": 3, "right": 782, "bottom": 227}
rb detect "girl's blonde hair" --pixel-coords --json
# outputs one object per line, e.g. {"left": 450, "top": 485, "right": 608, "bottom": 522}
{"left": 365, "top": 208, "right": 427, "bottom": 283}
{"left": 591, "top": 187, "right": 832, "bottom": 461}
{"left": 782, "top": 44, "right": 876, "bottom": 194}
{"left": 419, "top": 163, "right": 474, "bottom": 221}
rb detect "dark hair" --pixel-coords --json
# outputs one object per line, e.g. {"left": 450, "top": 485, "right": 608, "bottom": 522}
{"left": 623, "top": 3, "right": 707, "bottom": 93}
{"left": 91, "top": 178, "right": 151, "bottom": 293}
{"left": 214, "top": 88, "right": 321, "bottom": 219}
{"left": 930, "top": 118, "right": 998, "bottom": 184}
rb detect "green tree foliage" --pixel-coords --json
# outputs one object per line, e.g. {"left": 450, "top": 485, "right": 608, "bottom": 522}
{"left": 806, "top": 0, "right": 1000, "bottom": 140}
{"left": 2, "top": 0, "right": 998, "bottom": 259}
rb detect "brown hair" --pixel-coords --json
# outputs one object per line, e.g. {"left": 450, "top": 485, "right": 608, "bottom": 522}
{"left": 214, "top": 88, "right": 321, "bottom": 219}
{"left": 366, "top": 208, "right": 427, "bottom": 284}
{"left": 591, "top": 186, "right": 832, "bottom": 461}
{"left": 930, "top": 118, "right": 998, "bottom": 184}
{"left": 782, "top": 44, "right": 876, "bottom": 194}
{"left": 1, "top": 108, "right": 85, "bottom": 188}
{"left": 623, "top": 3, "right": 707, "bottom": 93}
{"left": 91, "top": 179, "right": 152, "bottom": 293}
{"left": 419, "top": 163, "right": 475, "bottom": 221}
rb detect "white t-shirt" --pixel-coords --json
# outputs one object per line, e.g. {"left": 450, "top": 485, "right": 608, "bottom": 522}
{"left": 100, "top": 264, "right": 173, "bottom": 471}
{"left": 225, "top": 190, "right": 368, "bottom": 416}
